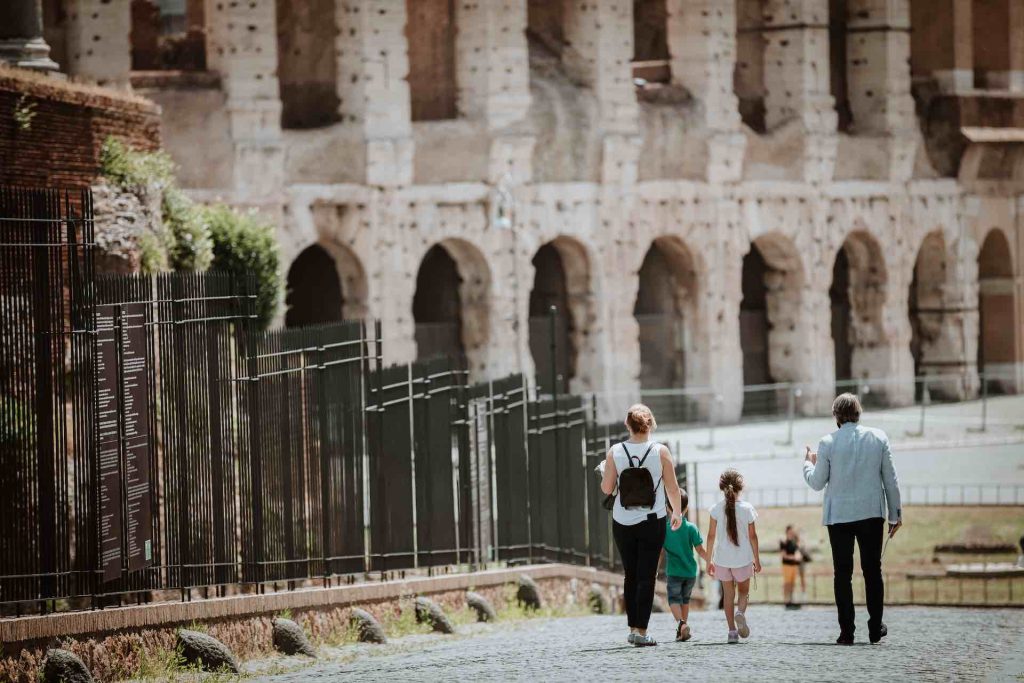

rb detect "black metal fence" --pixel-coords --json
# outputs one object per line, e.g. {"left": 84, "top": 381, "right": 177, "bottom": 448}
{"left": 1, "top": 185, "right": 638, "bottom": 616}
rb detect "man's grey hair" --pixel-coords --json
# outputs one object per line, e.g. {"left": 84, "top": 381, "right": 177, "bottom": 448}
{"left": 832, "top": 393, "right": 862, "bottom": 425}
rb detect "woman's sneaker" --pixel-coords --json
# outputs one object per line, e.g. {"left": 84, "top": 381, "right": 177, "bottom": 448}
{"left": 676, "top": 621, "right": 691, "bottom": 642}
{"left": 627, "top": 632, "right": 636, "bottom": 644}
{"left": 735, "top": 611, "right": 750, "bottom": 638}
{"left": 634, "top": 633, "right": 658, "bottom": 647}
{"left": 727, "top": 630, "right": 739, "bottom": 644}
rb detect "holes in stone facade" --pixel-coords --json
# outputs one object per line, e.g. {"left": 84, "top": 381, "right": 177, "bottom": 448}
{"left": 634, "top": 237, "right": 699, "bottom": 422}
{"left": 977, "top": 228, "right": 1016, "bottom": 392}
{"left": 406, "top": 0, "right": 457, "bottom": 121}
{"left": 276, "top": 0, "right": 341, "bottom": 129}
{"left": 131, "top": 0, "right": 206, "bottom": 70}
{"left": 633, "top": 0, "right": 670, "bottom": 84}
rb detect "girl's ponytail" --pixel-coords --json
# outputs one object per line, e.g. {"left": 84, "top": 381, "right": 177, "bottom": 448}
{"left": 719, "top": 469, "right": 745, "bottom": 546}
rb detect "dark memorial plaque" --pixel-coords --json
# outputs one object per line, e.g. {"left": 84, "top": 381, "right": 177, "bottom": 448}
{"left": 95, "top": 307, "right": 122, "bottom": 583}
{"left": 120, "top": 302, "right": 153, "bottom": 572}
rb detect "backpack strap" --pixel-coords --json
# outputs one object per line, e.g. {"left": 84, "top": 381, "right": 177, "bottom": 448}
{"left": 620, "top": 440, "right": 656, "bottom": 468}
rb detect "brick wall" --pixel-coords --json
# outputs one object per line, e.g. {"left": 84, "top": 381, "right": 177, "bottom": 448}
{"left": 0, "top": 67, "right": 161, "bottom": 188}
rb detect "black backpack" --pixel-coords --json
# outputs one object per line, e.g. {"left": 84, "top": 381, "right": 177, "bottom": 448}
{"left": 617, "top": 441, "right": 660, "bottom": 509}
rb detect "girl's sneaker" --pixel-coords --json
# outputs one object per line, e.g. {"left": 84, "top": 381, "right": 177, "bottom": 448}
{"left": 676, "top": 621, "right": 691, "bottom": 642}
{"left": 727, "top": 630, "right": 739, "bottom": 644}
{"left": 627, "top": 632, "right": 636, "bottom": 644}
{"left": 634, "top": 633, "right": 658, "bottom": 647}
{"left": 735, "top": 611, "right": 750, "bottom": 638}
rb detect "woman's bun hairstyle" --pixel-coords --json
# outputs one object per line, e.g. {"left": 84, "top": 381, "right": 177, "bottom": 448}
{"left": 625, "top": 403, "right": 656, "bottom": 433}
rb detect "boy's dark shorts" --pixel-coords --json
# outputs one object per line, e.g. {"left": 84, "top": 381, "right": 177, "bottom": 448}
{"left": 667, "top": 576, "right": 697, "bottom": 605}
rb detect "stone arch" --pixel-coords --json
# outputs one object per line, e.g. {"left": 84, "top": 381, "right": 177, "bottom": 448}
{"left": 130, "top": 0, "right": 206, "bottom": 70}
{"left": 529, "top": 236, "right": 593, "bottom": 395}
{"left": 633, "top": 0, "right": 670, "bottom": 83}
{"left": 830, "top": 230, "right": 889, "bottom": 390}
{"left": 406, "top": 0, "right": 457, "bottom": 120}
{"left": 412, "top": 239, "right": 491, "bottom": 374}
{"left": 285, "top": 242, "right": 368, "bottom": 327}
{"left": 276, "top": 0, "right": 340, "bottom": 129}
{"left": 972, "top": 0, "right": 1012, "bottom": 89}
{"left": 829, "top": 0, "right": 852, "bottom": 130}
{"left": 740, "top": 232, "right": 805, "bottom": 414}
{"left": 977, "top": 228, "right": 1017, "bottom": 392}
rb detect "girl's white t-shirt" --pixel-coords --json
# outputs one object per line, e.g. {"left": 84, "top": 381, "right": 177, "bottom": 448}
{"left": 708, "top": 499, "right": 758, "bottom": 568}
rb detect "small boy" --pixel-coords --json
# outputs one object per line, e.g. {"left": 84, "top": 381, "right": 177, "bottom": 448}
{"left": 662, "top": 490, "right": 709, "bottom": 641}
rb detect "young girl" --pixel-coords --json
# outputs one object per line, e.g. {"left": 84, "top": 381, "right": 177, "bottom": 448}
{"left": 706, "top": 469, "right": 761, "bottom": 643}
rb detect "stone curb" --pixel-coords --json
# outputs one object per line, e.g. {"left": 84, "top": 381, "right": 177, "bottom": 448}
{"left": 0, "top": 564, "right": 622, "bottom": 648}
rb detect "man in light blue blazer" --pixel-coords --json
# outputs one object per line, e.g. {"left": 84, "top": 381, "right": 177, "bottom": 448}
{"left": 804, "top": 393, "right": 902, "bottom": 646}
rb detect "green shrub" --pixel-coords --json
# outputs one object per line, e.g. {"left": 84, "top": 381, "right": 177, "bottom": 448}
{"left": 203, "top": 204, "right": 281, "bottom": 328}
{"left": 162, "top": 188, "right": 213, "bottom": 272}
{"left": 138, "top": 232, "right": 171, "bottom": 274}
{"left": 0, "top": 394, "right": 35, "bottom": 448}
{"left": 99, "top": 137, "right": 176, "bottom": 192}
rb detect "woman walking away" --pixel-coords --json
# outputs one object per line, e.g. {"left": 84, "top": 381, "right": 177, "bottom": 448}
{"left": 600, "top": 404, "right": 683, "bottom": 647}
{"left": 706, "top": 469, "right": 761, "bottom": 644}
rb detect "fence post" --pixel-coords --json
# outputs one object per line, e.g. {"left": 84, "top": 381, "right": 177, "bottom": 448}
{"left": 407, "top": 364, "right": 419, "bottom": 569}
{"left": 907, "top": 377, "right": 928, "bottom": 437}
{"left": 776, "top": 384, "right": 796, "bottom": 445}
{"left": 699, "top": 394, "right": 721, "bottom": 450}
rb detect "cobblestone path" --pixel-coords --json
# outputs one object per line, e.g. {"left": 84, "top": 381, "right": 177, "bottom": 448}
{"left": 252, "top": 605, "right": 1024, "bottom": 682}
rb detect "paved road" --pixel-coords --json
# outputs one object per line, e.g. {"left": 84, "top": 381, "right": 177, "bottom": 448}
{"left": 252, "top": 605, "right": 1024, "bottom": 682}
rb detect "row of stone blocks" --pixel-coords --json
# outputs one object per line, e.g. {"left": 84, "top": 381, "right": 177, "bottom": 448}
{"left": 39, "top": 575, "right": 623, "bottom": 681}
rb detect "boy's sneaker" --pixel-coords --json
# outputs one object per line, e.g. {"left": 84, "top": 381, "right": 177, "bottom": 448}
{"left": 634, "top": 633, "right": 657, "bottom": 647}
{"left": 734, "top": 611, "right": 750, "bottom": 638}
{"left": 727, "top": 630, "right": 739, "bottom": 644}
{"left": 676, "top": 621, "right": 691, "bottom": 642}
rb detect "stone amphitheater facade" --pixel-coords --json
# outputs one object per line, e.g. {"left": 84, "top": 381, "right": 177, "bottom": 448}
{"left": 18, "top": 0, "right": 1024, "bottom": 419}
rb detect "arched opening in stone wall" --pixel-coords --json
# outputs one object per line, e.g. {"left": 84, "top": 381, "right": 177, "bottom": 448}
{"left": 740, "top": 234, "right": 805, "bottom": 415}
{"left": 413, "top": 240, "right": 491, "bottom": 373}
{"left": 972, "top": 0, "right": 1010, "bottom": 89}
{"left": 131, "top": 0, "right": 206, "bottom": 71}
{"left": 908, "top": 230, "right": 948, "bottom": 396}
{"left": 406, "top": 0, "right": 457, "bottom": 120}
{"left": 829, "top": 0, "right": 852, "bottom": 131}
{"left": 735, "top": 0, "right": 767, "bottom": 133}
{"left": 633, "top": 0, "right": 670, "bottom": 83}
{"left": 285, "top": 242, "right": 368, "bottom": 328}
{"left": 977, "top": 228, "right": 1016, "bottom": 392}
{"left": 276, "top": 0, "right": 340, "bottom": 129}
{"left": 830, "top": 231, "right": 889, "bottom": 396}
{"left": 526, "top": 0, "right": 565, "bottom": 57}
{"left": 529, "top": 237, "right": 591, "bottom": 395}
{"left": 634, "top": 237, "right": 699, "bottom": 422}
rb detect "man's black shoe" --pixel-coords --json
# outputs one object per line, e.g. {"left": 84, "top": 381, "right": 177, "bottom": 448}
{"left": 869, "top": 623, "right": 887, "bottom": 644}
{"left": 836, "top": 633, "right": 854, "bottom": 645}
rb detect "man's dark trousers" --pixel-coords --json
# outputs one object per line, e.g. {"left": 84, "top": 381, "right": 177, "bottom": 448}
{"left": 827, "top": 517, "right": 884, "bottom": 636}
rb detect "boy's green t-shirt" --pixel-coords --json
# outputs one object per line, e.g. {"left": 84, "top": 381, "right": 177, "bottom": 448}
{"left": 664, "top": 518, "right": 703, "bottom": 578}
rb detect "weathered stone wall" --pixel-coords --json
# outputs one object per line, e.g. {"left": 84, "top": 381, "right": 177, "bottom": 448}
{"left": 42, "top": 0, "right": 1024, "bottom": 418}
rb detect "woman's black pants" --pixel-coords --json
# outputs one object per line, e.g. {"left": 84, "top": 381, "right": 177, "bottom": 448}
{"left": 612, "top": 515, "right": 666, "bottom": 630}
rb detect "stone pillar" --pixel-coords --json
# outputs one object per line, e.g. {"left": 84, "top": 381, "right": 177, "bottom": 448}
{"left": 845, "top": 0, "right": 917, "bottom": 180}
{"left": 0, "top": 0, "right": 59, "bottom": 71}
{"left": 206, "top": 0, "right": 284, "bottom": 205}
{"left": 455, "top": 0, "right": 535, "bottom": 184}
{"left": 666, "top": 0, "right": 746, "bottom": 182}
{"left": 762, "top": 0, "right": 837, "bottom": 182}
{"left": 562, "top": 0, "right": 641, "bottom": 184}
{"left": 336, "top": 0, "right": 413, "bottom": 188}
{"left": 65, "top": 0, "right": 131, "bottom": 86}
{"left": 910, "top": 0, "right": 972, "bottom": 92}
